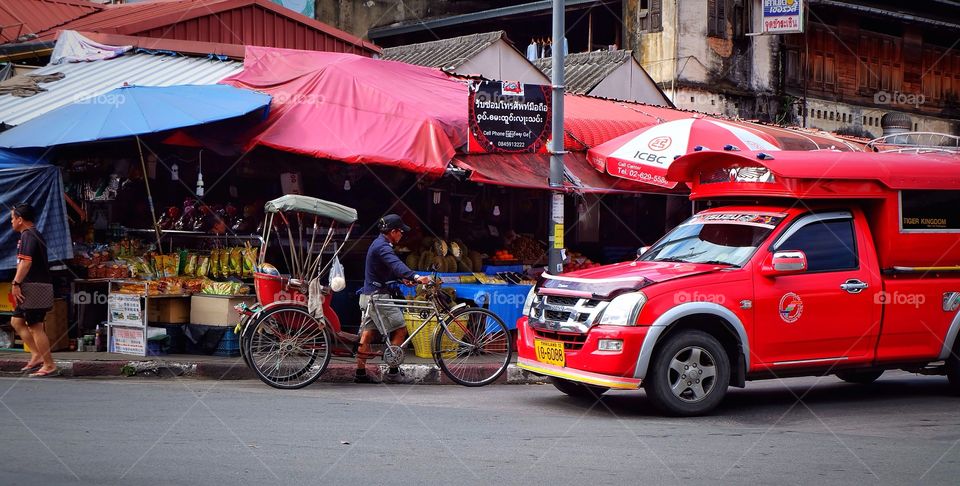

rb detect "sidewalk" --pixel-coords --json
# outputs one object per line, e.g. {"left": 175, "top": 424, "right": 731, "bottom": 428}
{"left": 0, "top": 350, "right": 548, "bottom": 385}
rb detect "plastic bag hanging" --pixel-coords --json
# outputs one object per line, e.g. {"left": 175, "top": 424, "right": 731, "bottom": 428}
{"left": 329, "top": 255, "right": 346, "bottom": 292}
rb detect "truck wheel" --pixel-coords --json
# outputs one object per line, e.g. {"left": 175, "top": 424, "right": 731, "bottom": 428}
{"left": 836, "top": 370, "right": 884, "bottom": 384}
{"left": 550, "top": 377, "right": 609, "bottom": 399}
{"left": 644, "top": 330, "right": 730, "bottom": 416}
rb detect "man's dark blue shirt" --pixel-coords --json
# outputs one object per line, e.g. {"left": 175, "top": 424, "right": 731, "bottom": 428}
{"left": 361, "top": 233, "right": 416, "bottom": 294}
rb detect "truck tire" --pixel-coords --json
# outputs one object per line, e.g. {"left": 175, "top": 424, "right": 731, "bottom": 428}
{"left": 947, "top": 353, "right": 960, "bottom": 395}
{"left": 550, "top": 377, "right": 609, "bottom": 400}
{"left": 644, "top": 330, "right": 730, "bottom": 416}
{"left": 836, "top": 370, "right": 884, "bottom": 384}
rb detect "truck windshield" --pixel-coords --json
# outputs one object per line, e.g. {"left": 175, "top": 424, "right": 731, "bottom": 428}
{"left": 640, "top": 213, "right": 784, "bottom": 267}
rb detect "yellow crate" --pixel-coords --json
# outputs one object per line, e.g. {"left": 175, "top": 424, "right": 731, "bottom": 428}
{"left": 404, "top": 312, "right": 467, "bottom": 359}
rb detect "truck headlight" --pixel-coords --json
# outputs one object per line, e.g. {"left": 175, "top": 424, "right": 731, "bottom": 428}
{"left": 595, "top": 292, "right": 646, "bottom": 326}
{"left": 522, "top": 287, "right": 538, "bottom": 316}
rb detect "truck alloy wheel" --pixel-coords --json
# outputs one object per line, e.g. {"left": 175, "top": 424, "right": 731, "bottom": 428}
{"left": 645, "top": 330, "right": 730, "bottom": 416}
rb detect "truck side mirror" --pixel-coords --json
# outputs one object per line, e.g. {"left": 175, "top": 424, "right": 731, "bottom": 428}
{"left": 761, "top": 250, "right": 807, "bottom": 276}
{"left": 637, "top": 246, "right": 651, "bottom": 257}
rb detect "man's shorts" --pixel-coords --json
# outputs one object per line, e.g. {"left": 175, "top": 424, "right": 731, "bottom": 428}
{"left": 13, "top": 306, "right": 48, "bottom": 326}
{"left": 359, "top": 293, "right": 405, "bottom": 334}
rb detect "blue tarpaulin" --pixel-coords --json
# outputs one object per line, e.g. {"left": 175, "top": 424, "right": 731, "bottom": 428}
{"left": 0, "top": 84, "right": 271, "bottom": 149}
{"left": 0, "top": 150, "right": 72, "bottom": 269}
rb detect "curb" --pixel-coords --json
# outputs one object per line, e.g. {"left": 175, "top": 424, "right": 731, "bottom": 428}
{"left": 0, "top": 358, "right": 550, "bottom": 385}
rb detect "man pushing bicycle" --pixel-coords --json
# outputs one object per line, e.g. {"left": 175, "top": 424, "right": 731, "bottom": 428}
{"left": 355, "top": 214, "right": 431, "bottom": 384}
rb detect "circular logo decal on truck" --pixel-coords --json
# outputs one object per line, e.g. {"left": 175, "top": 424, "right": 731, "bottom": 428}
{"left": 779, "top": 292, "right": 803, "bottom": 323}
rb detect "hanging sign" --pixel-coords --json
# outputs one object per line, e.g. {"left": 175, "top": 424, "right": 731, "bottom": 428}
{"left": 467, "top": 80, "right": 551, "bottom": 154}
{"left": 761, "top": 0, "right": 804, "bottom": 34}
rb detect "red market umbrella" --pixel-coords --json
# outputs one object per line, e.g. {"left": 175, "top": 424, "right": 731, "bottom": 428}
{"left": 586, "top": 117, "right": 781, "bottom": 188}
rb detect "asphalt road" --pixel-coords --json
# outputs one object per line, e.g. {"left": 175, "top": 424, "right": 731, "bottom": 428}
{"left": 1, "top": 371, "right": 958, "bottom": 485}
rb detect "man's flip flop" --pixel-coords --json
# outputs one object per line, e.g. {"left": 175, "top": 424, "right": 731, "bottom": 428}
{"left": 29, "top": 368, "right": 59, "bottom": 378}
{"left": 19, "top": 364, "right": 41, "bottom": 372}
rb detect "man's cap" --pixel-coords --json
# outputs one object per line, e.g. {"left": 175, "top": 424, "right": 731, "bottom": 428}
{"left": 379, "top": 214, "right": 410, "bottom": 232}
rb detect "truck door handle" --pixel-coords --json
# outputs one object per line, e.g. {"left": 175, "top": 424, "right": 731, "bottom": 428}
{"left": 840, "top": 279, "right": 869, "bottom": 294}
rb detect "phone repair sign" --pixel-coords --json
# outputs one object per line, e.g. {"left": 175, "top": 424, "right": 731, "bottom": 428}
{"left": 762, "top": 0, "right": 804, "bottom": 34}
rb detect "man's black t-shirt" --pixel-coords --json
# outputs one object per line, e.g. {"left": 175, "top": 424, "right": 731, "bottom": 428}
{"left": 17, "top": 228, "right": 51, "bottom": 283}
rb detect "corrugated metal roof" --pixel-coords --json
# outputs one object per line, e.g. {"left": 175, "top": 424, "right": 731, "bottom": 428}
{"left": 32, "top": 0, "right": 379, "bottom": 54}
{"left": 0, "top": 0, "right": 102, "bottom": 43}
{"left": 381, "top": 31, "right": 505, "bottom": 70}
{"left": 0, "top": 51, "right": 242, "bottom": 126}
{"left": 536, "top": 50, "right": 633, "bottom": 95}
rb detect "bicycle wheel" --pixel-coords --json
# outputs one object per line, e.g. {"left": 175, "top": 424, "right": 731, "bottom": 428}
{"left": 434, "top": 307, "right": 512, "bottom": 387}
{"left": 244, "top": 304, "right": 331, "bottom": 389}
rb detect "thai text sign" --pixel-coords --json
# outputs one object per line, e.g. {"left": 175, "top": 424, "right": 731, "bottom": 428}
{"left": 468, "top": 81, "right": 551, "bottom": 153}
{"left": 762, "top": 0, "right": 804, "bottom": 34}
{"left": 109, "top": 293, "right": 144, "bottom": 327}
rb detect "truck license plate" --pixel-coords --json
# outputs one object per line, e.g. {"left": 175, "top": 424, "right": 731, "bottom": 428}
{"left": 535, "top": 339, "right": 565, "bottom": 367}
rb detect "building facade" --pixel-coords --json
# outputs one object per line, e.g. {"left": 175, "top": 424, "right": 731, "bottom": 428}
{"left": 324, "top": 0, "right": 960, "bottom": 137}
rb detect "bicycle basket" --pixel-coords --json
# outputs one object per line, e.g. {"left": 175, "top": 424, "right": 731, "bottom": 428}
{"left": 404, "top": 312, "right": 467, "bottom": 359}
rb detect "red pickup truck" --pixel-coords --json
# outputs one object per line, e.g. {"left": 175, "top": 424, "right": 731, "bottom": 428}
{"left": 517, "top": 150, "right": 960, "bottom": 415}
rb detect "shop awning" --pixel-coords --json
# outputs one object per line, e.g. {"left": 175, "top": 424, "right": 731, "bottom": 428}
{"left": 454, "top": 152, "right": 682, "bottom": 194}
{"left": 0, "top": 84, "right": 271, "bottom": 149}
{"left": 220, "top": 46, "right": 469, "bottom": 176}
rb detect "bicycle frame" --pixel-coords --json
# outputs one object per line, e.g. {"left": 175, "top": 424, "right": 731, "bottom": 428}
{"left": 366, "top": 295, "right": 471, "bottom": 352}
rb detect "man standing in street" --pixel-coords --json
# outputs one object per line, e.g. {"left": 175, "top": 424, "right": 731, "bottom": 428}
{"left": 355, "top": 214, "right": 430, "bottom": 384}
{"left": 9, "top": 203, "right": 57, "bottom": 377}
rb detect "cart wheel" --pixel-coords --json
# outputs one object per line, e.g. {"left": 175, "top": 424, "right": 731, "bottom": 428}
{"left": 434, "top": 307, "right": 512, "bottom": 387}
{"left": 244, "top": 304, "right": 331, "bottom": 389}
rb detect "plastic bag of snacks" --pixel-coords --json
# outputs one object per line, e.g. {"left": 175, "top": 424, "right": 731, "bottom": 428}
{"left": 195, "top": 255, "right": 211, "bottom": 278}
{"left": 210, "top": 249, "right": 222, "bottom": 278}
{"left": 242, "top": 247, "right": 257, "bottom": 278}
{"left": 219, "top": 249, "right": 230, "bottom": 278}
{"left": 183, "top": 254, "right": 198, "bottom": 276}
{"left": 228, "top": 248, "right": 243, "bottom": 277}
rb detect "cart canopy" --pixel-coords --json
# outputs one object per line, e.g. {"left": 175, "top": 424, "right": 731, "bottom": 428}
{"left": 264, "top": 195, "right": 358, "bottom": 224}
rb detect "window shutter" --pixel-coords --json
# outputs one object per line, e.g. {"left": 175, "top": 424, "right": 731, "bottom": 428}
{"left": 651, "top": 0, "right": 662, "bottom": 31}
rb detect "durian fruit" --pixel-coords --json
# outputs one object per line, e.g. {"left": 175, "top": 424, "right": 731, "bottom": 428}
{"left": 457, "top": 258, "right": 474, "bottom": 272}
{"left": 469, "top": 251, "right": 483, "bottom": 271}
{"left": 450, "top": 241, "right": 463, "bottom": 259}
{"left": 434, "top": 239, "right": 449, "bottom": 257}
{"left": 432, "top": 255, "right": 446, "bottom": 272}
{"left": 419, "top": 250, "right": 435, "bottom": 271}
{"left": 444, "top": 255, "right": 458, "bottom": 273}
{"left": 405, "top": 253, "right": 420, "bottom": 270}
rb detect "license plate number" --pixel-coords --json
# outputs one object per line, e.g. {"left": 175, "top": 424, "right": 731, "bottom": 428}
{"left": 535, "top": 339, "right": 565, "bottom": 367}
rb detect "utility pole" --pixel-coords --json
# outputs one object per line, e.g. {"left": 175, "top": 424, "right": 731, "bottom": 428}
{"left": 547, "top": 0, "right": 566, "bottom": 275}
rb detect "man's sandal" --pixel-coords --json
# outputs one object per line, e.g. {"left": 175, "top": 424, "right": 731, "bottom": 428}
{"left": 29, "top": 368, "right": 60, "bottom": 378}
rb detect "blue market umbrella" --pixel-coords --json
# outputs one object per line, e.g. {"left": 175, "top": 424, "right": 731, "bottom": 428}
{"left": 0, "top": 84, "right": 271, "bottom": 149}
{"left": 0, "top": 84, "right": 270, "bottom": 249}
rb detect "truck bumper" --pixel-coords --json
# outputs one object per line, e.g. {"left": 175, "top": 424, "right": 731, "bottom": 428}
{"left": 516, "top": 316, "right": 647, "bottom": 390}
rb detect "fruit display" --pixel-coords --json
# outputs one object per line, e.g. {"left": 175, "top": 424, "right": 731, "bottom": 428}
{"left": 408, "top": 237, "right": 478, "bottom": 273}
{"left": 490, "top": 249, "right": 517, "bottom": 263}
{"left": 565, "top": 251, "right": 601, "bottom": 272}
{"left": 508, "top": 236, "right": 545, "bottom": 264}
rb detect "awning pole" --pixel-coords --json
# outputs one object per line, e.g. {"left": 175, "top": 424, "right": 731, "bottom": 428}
{"left": 136, "top": 136, "right": 163, "bottom": 252}
{"left": 548, "top": 0, "right": 566, "bottom": 274}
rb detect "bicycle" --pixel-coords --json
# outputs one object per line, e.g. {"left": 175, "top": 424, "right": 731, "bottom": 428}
{"left": 237, "top": 195, "right": 513, "bottom": 389}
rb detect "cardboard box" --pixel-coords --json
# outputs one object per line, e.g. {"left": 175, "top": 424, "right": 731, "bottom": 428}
{"left": 190, "top": 295, "right": 255, "bottom": 327}
{"left": 21, "top": 299, "right": 69, "bottom": 352}
{"left": 46, "top": 299, "right": 69, "bottom": 351}
{"left": 147, "top": 297, "right": 190, "bottom": 324}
